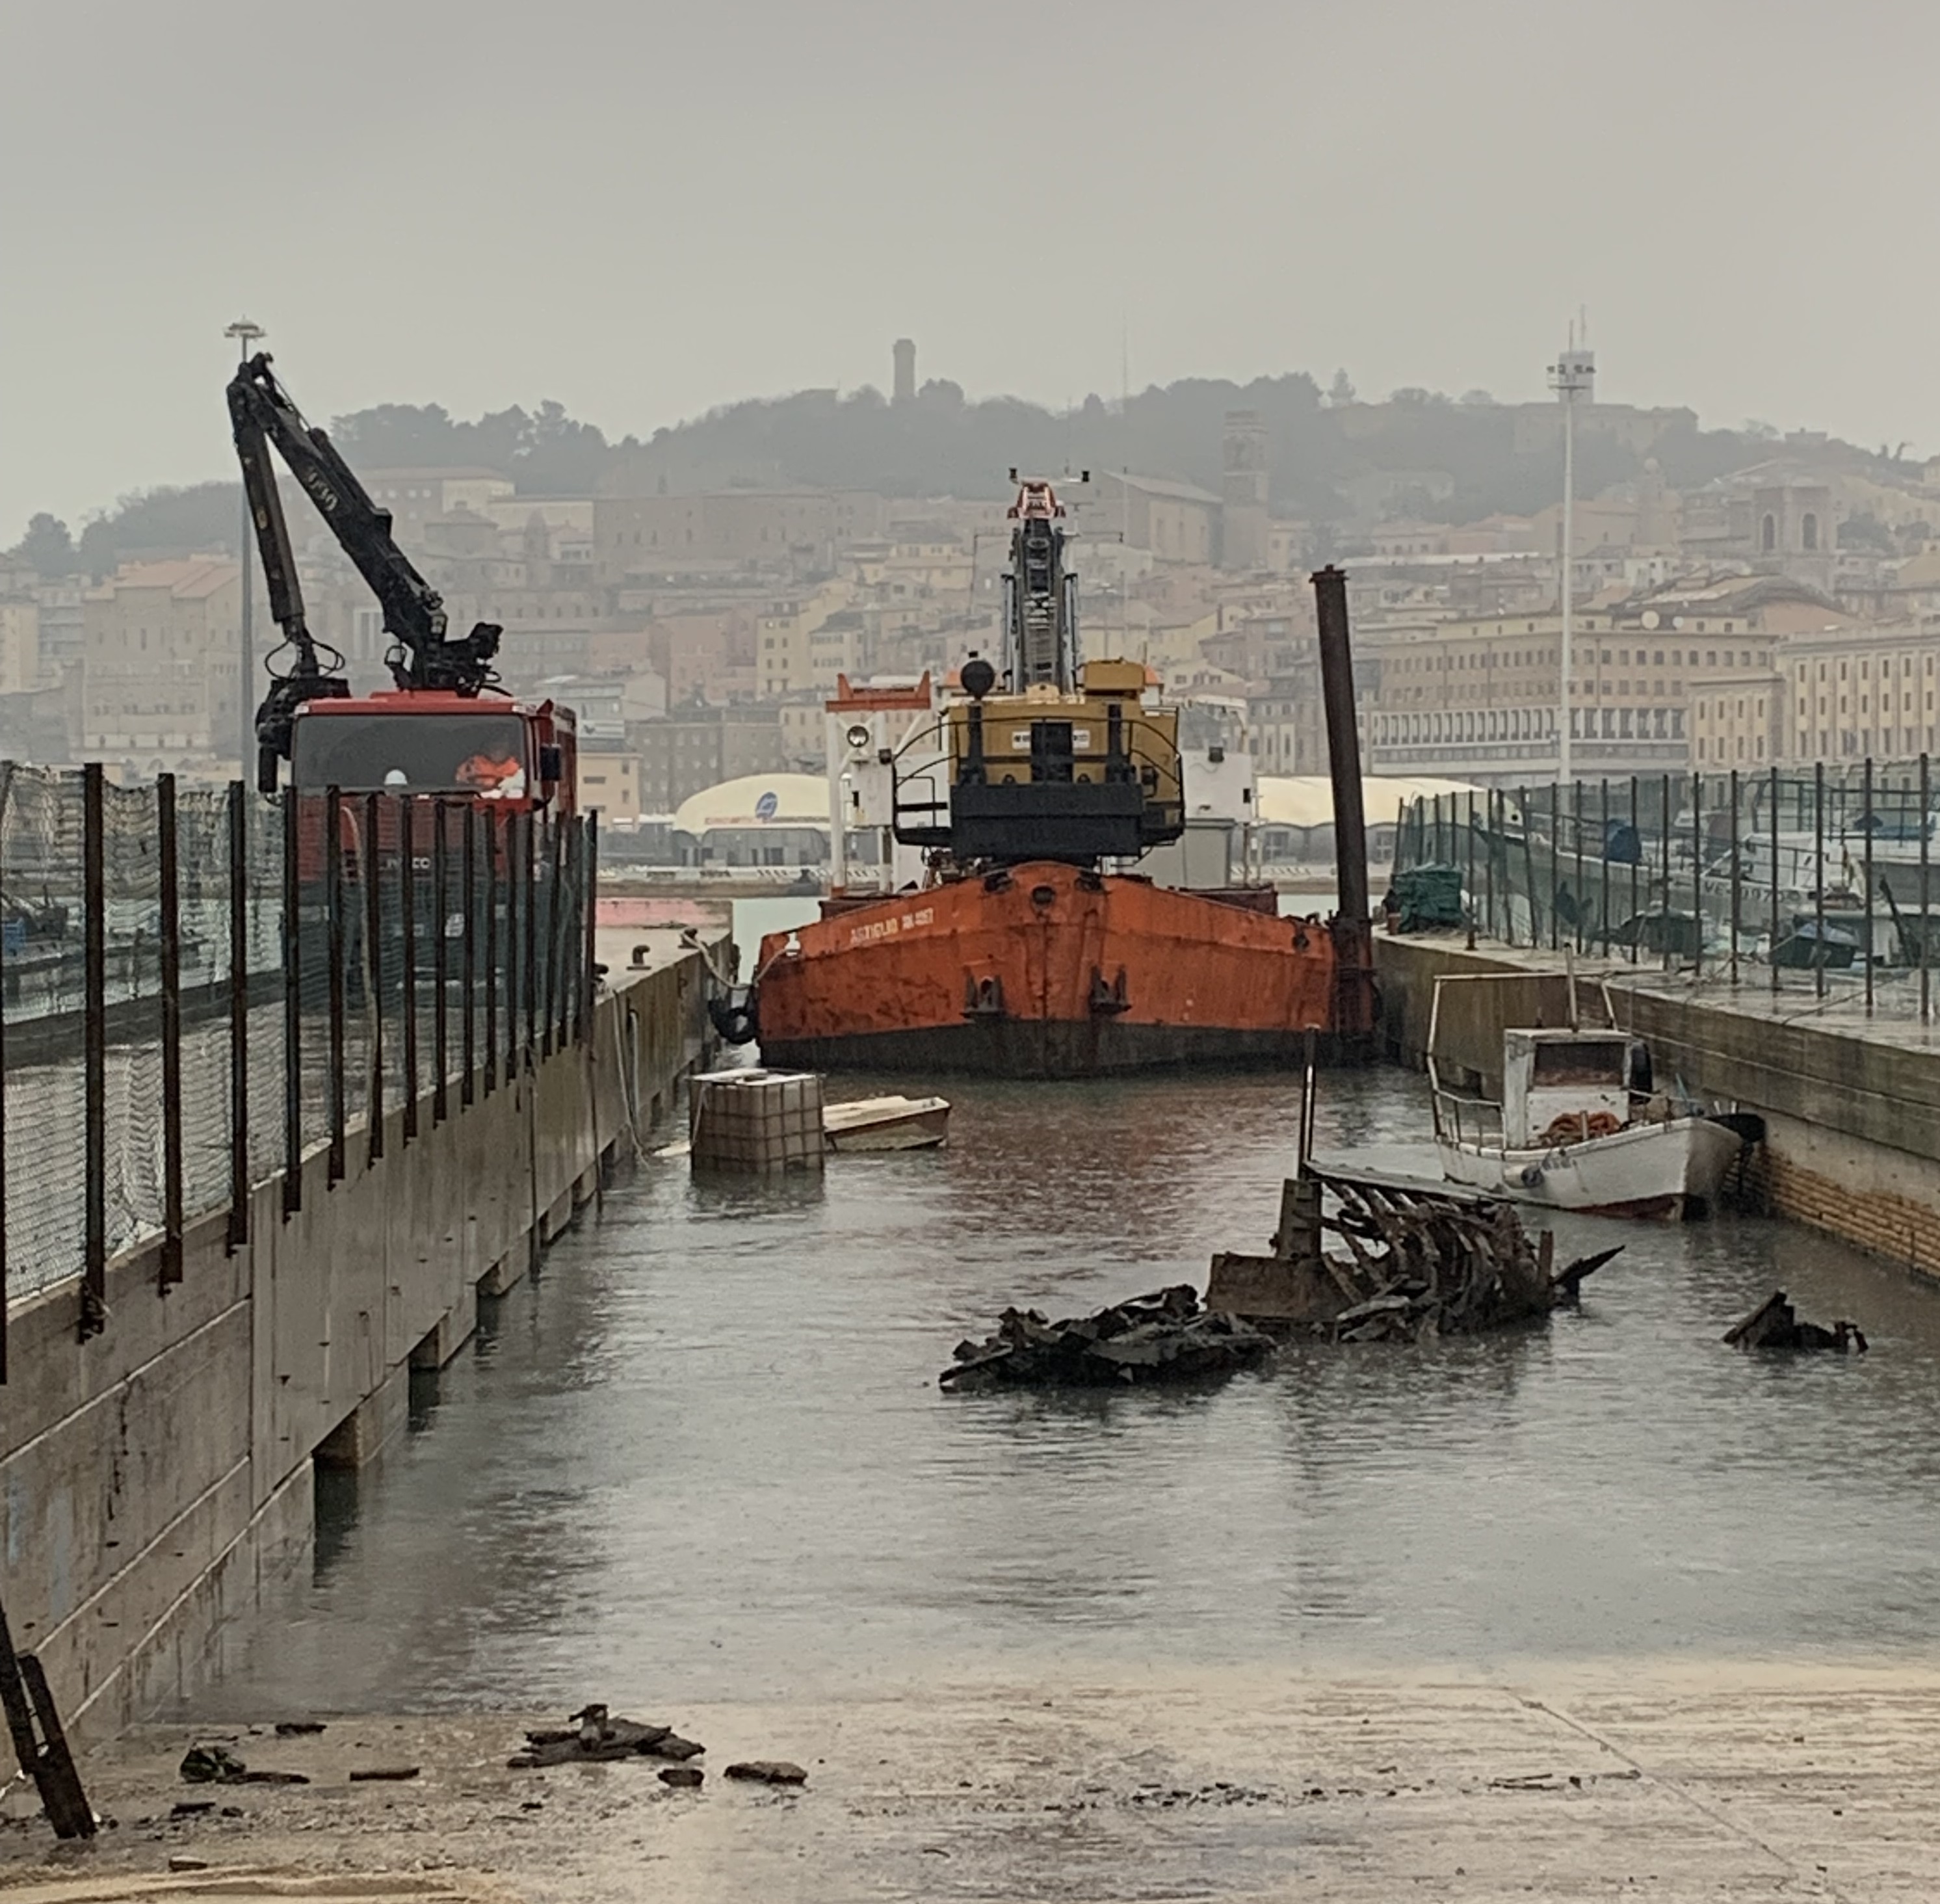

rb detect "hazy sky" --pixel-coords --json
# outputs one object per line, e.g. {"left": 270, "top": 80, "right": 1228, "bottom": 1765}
{"left": 4, "top": 0, "right": 1936, "bottom": 536}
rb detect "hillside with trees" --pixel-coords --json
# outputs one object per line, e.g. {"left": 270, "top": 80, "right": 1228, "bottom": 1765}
{"left": 7, "top": 373, "right": 1871, "bottom": 581}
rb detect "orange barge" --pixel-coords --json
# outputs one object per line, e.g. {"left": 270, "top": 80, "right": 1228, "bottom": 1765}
{"left": 732, "top": 479, "right": 1373, "bottom": 1079}
{"left": 755, "top": 860, "right": 1361, "bottom": 1076}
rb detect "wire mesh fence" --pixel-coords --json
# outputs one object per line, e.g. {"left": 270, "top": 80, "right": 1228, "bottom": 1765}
{"left": 1393, "top": 757, "right": 1940, "bottom": 1020}
{"left": 0, "top": 769, "right": 597, "bottom": 1379}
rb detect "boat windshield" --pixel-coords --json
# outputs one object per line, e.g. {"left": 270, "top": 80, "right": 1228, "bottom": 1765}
{"left": 1531, "top": 1041, "right": 1626, "bottom": 1086}
{"left": 292, "top": 712, "right": 530, "bottom": 796}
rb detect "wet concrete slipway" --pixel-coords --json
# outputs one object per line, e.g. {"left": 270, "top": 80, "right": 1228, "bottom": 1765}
{"left": 17, "top": 1067, "right": 1940, "bottom": 1900}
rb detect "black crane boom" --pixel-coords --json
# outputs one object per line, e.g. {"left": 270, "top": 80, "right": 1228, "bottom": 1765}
{"left": 227, "top": 352, "right": 503, "bottom": 787}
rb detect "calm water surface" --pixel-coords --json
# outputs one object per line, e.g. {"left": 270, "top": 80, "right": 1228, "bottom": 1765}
{"left": 200, "top": 1064, "right": 1940, "bottom": 1716}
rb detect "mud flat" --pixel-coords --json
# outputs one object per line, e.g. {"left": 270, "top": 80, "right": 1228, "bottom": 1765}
{"left": 3, "top": 1665, "right": 1934, "bottom": 1901}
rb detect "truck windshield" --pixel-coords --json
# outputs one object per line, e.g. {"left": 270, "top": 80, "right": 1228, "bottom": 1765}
{"left": 292, "top": 712, "right": 529, "bottom": 795}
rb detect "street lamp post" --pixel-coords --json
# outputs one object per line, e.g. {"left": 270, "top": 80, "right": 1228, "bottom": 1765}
{"left": 224, "top": 317, "right": 266, "bottom": 778}
{"left": 1549, "top": 335, "right": 1595, "bottom": 785}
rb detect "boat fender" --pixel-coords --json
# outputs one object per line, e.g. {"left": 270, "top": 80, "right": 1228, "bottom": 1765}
{"left": 1518, "top": 1163, "right": 1545, "bottom": 1188}
{"left": 707, "top": 987, "right": 759, "bottom": 1047}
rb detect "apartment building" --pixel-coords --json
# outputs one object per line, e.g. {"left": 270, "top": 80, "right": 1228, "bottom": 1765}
{"left": 635, "top": 701, "right": 790, "bottom": 812}
{"left": 83, "top": 559, "right": 244, "bottom": 771}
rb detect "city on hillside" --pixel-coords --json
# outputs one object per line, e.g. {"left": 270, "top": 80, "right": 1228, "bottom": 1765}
{"left": 7, "top": 336, "right": 1938, "bottom": 866}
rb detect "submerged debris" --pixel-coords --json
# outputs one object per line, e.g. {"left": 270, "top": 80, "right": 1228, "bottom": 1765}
{"left": 1207, "top": 1166, "right": 1621, "bottom": 1343}
{"left": 508, "top": 1704, "right": 705, "bottom": 1769}
{"left": 940, "top": 1286, "right": 1274, "bottom": 1390}
{"left": 1725, "top": 1291, "right": 1868, "bottom": 1354}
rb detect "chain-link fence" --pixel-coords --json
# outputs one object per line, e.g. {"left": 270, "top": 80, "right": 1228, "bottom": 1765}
{"left": 1, "top": 768, "right": 596, "bottom": 1379}
{"left": 1392, "top": 758, "right": 1940, "bottom": 1019}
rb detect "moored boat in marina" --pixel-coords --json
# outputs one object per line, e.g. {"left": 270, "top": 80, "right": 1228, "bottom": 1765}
{"left": 1427, "top": 975, "right": 1748, "bottom": 1219}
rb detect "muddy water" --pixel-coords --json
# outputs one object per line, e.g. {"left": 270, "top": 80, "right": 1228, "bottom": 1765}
{"left": 198, "top": 1067, "right": 1940, "bottom": 1718}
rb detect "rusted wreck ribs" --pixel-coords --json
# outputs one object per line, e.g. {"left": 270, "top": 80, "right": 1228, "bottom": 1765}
{"left": 1207, "top": 1163, "right": 1619, "bottom": 1343}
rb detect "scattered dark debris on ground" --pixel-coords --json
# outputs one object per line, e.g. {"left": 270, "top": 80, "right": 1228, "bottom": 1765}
{"left": 177, "top": 1745, "right": 309, "bottom": 1786}
{"left": 1726, "top": 1291, "right": 1868, "bottom": 1353}
{"left": 940, "top": 1286, "right": 1274, "bottom": 1390}
{"left": 508, "top": 1704, "right": 705, "bottom": 1770}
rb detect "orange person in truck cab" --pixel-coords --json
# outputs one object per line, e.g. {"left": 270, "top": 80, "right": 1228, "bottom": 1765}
{"left": 456, "top": 752, "right": 526, "bottom": 798}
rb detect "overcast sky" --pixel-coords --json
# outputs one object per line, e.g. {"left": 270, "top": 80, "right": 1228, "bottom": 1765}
{"left": 3, "top": 0, "right": 1935, "bottom": 535}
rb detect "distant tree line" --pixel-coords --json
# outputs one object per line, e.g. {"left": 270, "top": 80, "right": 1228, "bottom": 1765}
{"left": 7, "top": 371, "right": 1843, "bottom": 581}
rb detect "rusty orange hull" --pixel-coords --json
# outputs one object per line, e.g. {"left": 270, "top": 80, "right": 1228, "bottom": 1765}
{"left": 755, "top": 861, "right": 1370, "bottom": 1078}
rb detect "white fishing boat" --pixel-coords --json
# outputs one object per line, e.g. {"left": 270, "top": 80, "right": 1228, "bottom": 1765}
{"left": 1427, "top": 978, "right": 1746, "bottom": 1219}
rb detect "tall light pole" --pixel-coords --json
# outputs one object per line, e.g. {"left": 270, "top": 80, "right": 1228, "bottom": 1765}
{"left": 224, "top": 317, "right": 266, "bottom": 777}
{"left": 1549, "top": 333, "right": 1594, "bottom": 784}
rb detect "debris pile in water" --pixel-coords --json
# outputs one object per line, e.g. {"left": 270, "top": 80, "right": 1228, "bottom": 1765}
{"left": 939, "top": 1285, "right": 1274, "bottom": 1390}
{"left": 1725, "top": 1291, "right": 1868, "bottom": 1354}
{"left": 1207, "top": 1167, "right": 1621, "bottom": 1343}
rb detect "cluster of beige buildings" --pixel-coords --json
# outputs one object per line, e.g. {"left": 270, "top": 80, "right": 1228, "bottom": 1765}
{"left": 15, "top": 353, "right": 1940, "bottom": 807}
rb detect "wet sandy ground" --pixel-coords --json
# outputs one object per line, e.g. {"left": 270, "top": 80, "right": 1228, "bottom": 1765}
{"left": 5, "top": 1665, "right": 1936, "bottom": 1900}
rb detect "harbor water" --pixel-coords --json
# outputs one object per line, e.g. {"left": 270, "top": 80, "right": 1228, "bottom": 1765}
{"left": 194, "top": 1062, "right": 1940, "bottom": 1719}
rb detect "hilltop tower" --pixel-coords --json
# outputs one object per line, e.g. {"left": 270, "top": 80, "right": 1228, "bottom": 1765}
{"left": 1220, "top": 409, "right": 1270, "bottom": 571}
{"left": 893, "top": 337, "right": 917, "bottom": 404}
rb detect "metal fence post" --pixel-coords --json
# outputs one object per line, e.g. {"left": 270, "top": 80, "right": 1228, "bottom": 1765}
{"left": 1690, "top": 773, "right": 1703, "bottom": 983}
{"left": 1483, "top": 791, "right": 1496, "bottom": 941}
{"left": 1814, "top": 761, "right": 1827, "bottom": 1001}
{"left": 1657, "top": 774, "right": 1671, "bottom": 971}
{"left": 366, "top": 793, "right": 385, "bottom": 1164}
{"left": 1863, "top": 756, "right": 1876, "bottom": 1016}
{"left": 1728, "top": 767, "right": 1741, "bottom": 987}
{"left": 523, "top": 812, "right": 539, "bottom": 1072}
{"left": 227, "top": 783, "right": 250, "bottom": 1250}
{"left": 1627, "top": 775, "right": 1640, "bottom": 964}
{"left": 1573, "top": 779, "right": 1586, "bottom": 955}
{"left": 1547, "top": 786, "right": 1561, "bottom": 951}
{"left": 1924, "top": 754, "right": 1933, "bottom": 1026}
{"left": 1519, "top": 786, "right": 1538, "bottom": 948}
{"left": 401, "top": 798, "right": 419, "bottom": 1141}
{"left": 1770, "top": 765, "right": 1782, "bottom": 994}
{"left": 581, "top": 814, "right": 599, "bottom": 1046}
{"left": 432, "top": 800, "right": 449, "bottom": 1125}
{"left": 158, "top": 774, "right": 184, "bottom": 1288}
{"left": 81, "top": 761, "right": 107, "bottom": 1336}
{"left": 462, "top": 802, "right": 477, "bottom": 1104}
{"left": 281, "top": 788, "right": 302, "bottom": 1218}
{"left": 1464, "top": 793, "right": 1476, "bottom": 950}
{"left": 1598, "top": 780, "right": 1610, "bottom": 955}
{"left": 325, "top": 786, "right": 347, "bottom": 1184}
{"left": 484, "top": 809, "right": 499, "bottom": 1096}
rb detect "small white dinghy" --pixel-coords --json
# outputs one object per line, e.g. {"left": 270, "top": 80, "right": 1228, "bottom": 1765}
{"left": 1428, "top": 981, "right": 1744, "bottom": 1220}
{"left": 821, "top": 1094, "right": 950, "bottom": 1152}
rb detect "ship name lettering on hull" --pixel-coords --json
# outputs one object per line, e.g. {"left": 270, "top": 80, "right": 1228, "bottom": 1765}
{"left": 849, "top": 906, "right": 936, "bottom": 949}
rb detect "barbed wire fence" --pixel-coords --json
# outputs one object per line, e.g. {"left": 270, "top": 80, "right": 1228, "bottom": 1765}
{"left": 0, "top": 770, "right": 596, "bottom": 1382}
{"left": 1392, "top": 756, "right": 1940, "bottom": 1022}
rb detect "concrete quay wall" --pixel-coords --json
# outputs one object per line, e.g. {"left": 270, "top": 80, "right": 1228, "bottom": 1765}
{"left": 0, "top": 948, "right": 708, "bottom": 1748}
{"left": 1376, "top": 934, "right": 1940, "bottom": 1278}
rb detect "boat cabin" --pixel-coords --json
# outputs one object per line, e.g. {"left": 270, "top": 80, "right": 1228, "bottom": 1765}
{"left": 1502, "top": 1029, "right": 1633, "bottom": 1148}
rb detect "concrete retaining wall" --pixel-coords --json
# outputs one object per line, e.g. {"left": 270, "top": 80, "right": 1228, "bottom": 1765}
{"left": 1376, "top": 934, "right": 1940, "bottom": 1279}
{"left": 0, "top": 949, "right": 708, "bottom": 1747}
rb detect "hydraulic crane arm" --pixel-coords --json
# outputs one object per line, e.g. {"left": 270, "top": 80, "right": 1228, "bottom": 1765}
{"left": 227, "top": 352, "right": 503, "bottom": 786}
